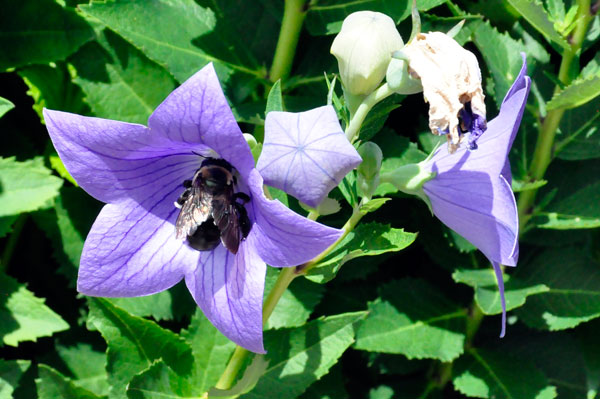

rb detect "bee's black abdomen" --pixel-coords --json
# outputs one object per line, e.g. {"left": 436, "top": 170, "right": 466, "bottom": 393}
{"left": 187, "top": 220, "right": 221, "bottom": 251}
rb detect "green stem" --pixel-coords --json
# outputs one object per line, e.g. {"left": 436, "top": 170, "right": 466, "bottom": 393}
{"left": 516, "top": 0, "right": 592, "bottom": 231}
{"left": 298, "top": 202, "right": 364, "bottom": 274}
{"left": 215, "top": 266, "right": 298, "bottom": 390}
{"left": 465, "top": 303, "right": 484, "bottom": 347}
{"left": 215, "top": 345, "right": 250, "bottom": 390}
{"left": 0, "top": 215, "right": 27, "bottom": 273}
{"left": 269, "top": 0, "right": 308, "bottom": 82}
{"left": 345, "top": 84, "right": 395, "bottom": 143}
{"left": 262, "top": 267, "right": 297, "bottom": 323}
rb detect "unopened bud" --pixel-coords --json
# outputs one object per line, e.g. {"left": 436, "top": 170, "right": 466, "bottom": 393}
{"left": 331, "top": 11, "right": 404, "bottom": 96}
{"left": 386, "top": 55, "right": 423, "bottom": 95}
{"left": 357, "top": 142, "right": 383, "bottom": 199}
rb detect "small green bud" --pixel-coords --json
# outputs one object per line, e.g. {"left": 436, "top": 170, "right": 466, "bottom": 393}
{"left": 331, "top": 11, "right": 404, "bottom": 96}
{"left": 380, "top": 162, "right": 436, "bottom": 210}
{"left": 357, "top": 142, "right": 383, "bottom": 199}
{"left": 386, "top": 56, "right": 423, "bottom": 95}
{"left": 243, "top": 133, "right": 258, "bottom": 148}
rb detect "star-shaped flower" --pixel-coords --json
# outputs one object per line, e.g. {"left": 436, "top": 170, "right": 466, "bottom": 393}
{"left": 257, "top": 105, "right": 362, "bottom": 207}
{"left": 43, "top": 64, "right": 342, "bottom": 353}
{"left": 421, "top": 55, "right": 530, "bottom": 335}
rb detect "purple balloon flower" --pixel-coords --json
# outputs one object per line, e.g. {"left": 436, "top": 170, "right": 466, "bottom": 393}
{"left": 422, "top": 55, "right": 530, "bottom": 336}
{"left": 257, "top": 105, "right": 362, "bottom": 207}
{"left": 43, "top": 64, "right": 342, "bottom": 353}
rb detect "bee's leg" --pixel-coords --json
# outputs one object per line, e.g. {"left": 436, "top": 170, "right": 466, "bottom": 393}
{"left": 235, "top": 202, "right": 252, "bottom": 238}
{"left": 175, "top": 188, "right": 191, "bottom": 208}
{"left": 233, "top": 192, "right": 251, "bottom": 204}
{"left": 183, "top": 179, "right": 192, "bottom": 188}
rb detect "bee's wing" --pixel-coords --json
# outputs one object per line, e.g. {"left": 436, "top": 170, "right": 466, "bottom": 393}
{"left": 175, "top": 187, "right": 211, "bottom": 239}
{"left": 212, "top": 195, "right": 242, "bottom": 254}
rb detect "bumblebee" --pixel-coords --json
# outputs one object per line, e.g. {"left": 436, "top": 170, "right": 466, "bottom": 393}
{"left": 175, "top": 158, "right": 251, "bottom": 254}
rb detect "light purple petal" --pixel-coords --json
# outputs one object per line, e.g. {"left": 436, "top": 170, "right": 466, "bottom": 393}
{"left": 258, "top": 105, "right": 362, "bottom": 207}
{"left": 185, "top": 243, "right": 266, "bottom": 353}
{"left": 148, "top": 63, "right": 255, "bottom": 177}
{"left": 492, "top": 262, "right": 507, "bottom": 338}
{"left": 427, "top": 57, "right": 530, "bottom": 181}
{"left": 246, "top": 169, "right": 343, "bottom": 266}
{"left": 44, "top": 109, "right": 201, "bottom": 204}
{"left": 78, "top": 194, "right": 198, "bottom": 296}
{"left": 424, "top": 173, "right": 518, "bottom": 266}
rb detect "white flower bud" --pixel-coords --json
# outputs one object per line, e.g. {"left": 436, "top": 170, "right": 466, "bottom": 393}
{"left": 402, "top": 32, "right": 486, "bottom": 152}
{"left": 331, "top": 11, "right": 404, "bottom": 96}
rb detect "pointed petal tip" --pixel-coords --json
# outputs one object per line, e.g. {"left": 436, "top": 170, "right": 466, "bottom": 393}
{"left": 492, "top": 262, "right": 507, "bottom": 338}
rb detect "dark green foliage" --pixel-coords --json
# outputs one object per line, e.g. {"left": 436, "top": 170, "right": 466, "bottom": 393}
{"left": 1, "top": 1, "right": 599, "bottom": 398}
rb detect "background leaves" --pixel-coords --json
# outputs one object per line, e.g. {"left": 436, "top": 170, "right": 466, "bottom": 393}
{"left": 1, "top": 0, "right": 599, "bottom": 398}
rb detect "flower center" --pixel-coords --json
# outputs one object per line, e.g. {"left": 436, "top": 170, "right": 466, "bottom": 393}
{"left": 174, "top": 157, "right": 252, "bottom": 254}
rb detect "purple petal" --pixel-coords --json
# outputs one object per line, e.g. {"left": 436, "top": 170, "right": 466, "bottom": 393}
{"left": 44, "top": 109, "right": 201, "bottom": 204}
{"left": 185, "top": 243, "right": 266, "bottom": 353}
{"left": 428, "top": 57, "right": 530, "bottom": 182}
{"left": 148, "top": 63, "right": 255, "bottom": 177}
{"left": 246, "top": 169, "right": 343, "bottom": 266}
{"left": 257, "top": 105, "right": 362, "bottom": 207}
{"left": 492, "top": 262, "right": 507, "bottom": 338}
{"left": 78, "top": 194, "right": 198, "bottom": 296}
{"left": 424, "top": 173, "right": 518, "bottom": 266}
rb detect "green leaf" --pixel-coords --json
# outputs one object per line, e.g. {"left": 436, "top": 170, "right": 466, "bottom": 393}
{"left": 0, "top": 97, "right": 14, "bottom": 119}
{"left": 298, "top": 363, "right": 348, "bottom": 399}
{"left": 0, "top": 359, "right": 31, "bottom": 399}
{"left": 337, "top": 170, "right": 358, "bottom": 207}
{"left": 126, "top": 360, "right": 193, "bottom": 399}
{"left": 508, "top": 331, "right": 590, "bottom": 399}
{"left": 359, "top": 96, "right": 402, "bottom": 142}
{"left": 56, "top": 343, "right": 109, "bottom": 397}
{"left": 0, "top": 157, "right": 63, "bottom": 217}
{"left": 359, "top": 198, "right": 390, "bottom": 214}
{"left": 512, "top": 179, "right": 547, "bottom": 192}
{"left": 306, "top": 222, "right": 417, "bottom": 284}
{"left": 533, "top": 182, "right": 600, "bottom": 229}
{"left": 0, "top": 216, "right": 18, "bottom": 239}
{"left": 126, "top": 310, "right": 235, "bottom": 398}
{"left": 453, "top": 348, "right": 557, "bottom": 399}
{"left": 87, "top": 298, "right": 193, "bottom": 399}
{"left": 505, "top": 0, "right": 570, "bottom": 50}
{"left": 80, "top": 0, "right": 262, "bottom": 83}
{"left": 577, "top": 320, "right": 600, "bottom": 398}
{"left": 108, "top": 294, "right": 174, "bottom": 322}
{"left": 556, "top": 96, "right": 600, "bottom": 160}
{"left": 305, "top": 0, "right": 446, "bottom": 36}
{"left": 264, "top": 269, "right": 325, "bottom": 329}
{"left": 546, "top": 74, "right": 600, "bottom": 110}
{"left": 36, "top": 364, "right": 103, "bottom": 399}
{"left": 0, "top": 0, "right": 94, "bottom": 70}
{"left": 19, "top": 63, "right": 89, "bottom": 121}
{"left": 69, "top": 29, "right": 177, "bottom": 125}
{"left": 240, "top": 312, "right": 367, "bottom": 399}
{"left": 355, "top": 279, "right": 466, "bottom": 361}
{"left": 195, "top": 0, "right": 280, "bottom": 67}
{"left": 181, "top": 309, "right": 236, "bottom": 394}
{"left": 31, "top": 187, "right": 101, "bottom": 286}
{"left": 0, "top": 273, "right": 69, "bottom": 346}
{"left": 266, "top": 80, "right": 284, "bottom": 114}
{"left": 453, "top": 268, "right": 549, "bottom": 315}
{"left": 472, "top": 20, "right": 527, "bottom": 107}
{"left": 515, "top": 247, "right": 600, "bottom": 330}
